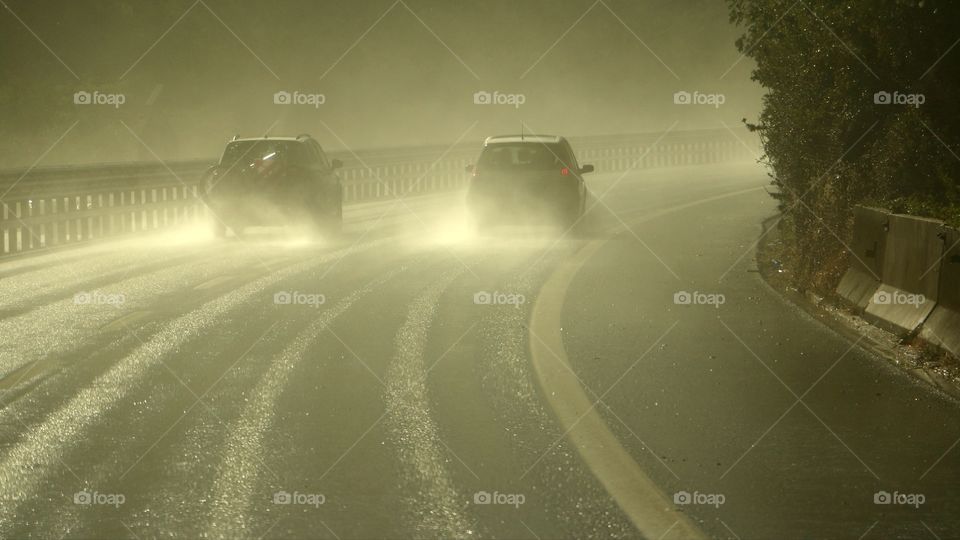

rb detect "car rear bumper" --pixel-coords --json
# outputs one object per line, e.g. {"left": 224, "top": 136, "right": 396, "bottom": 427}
{"left": 204, "top": 191, "right": 326, "bottom": 226}
{"left": 467, "top": 185, "right": 581, "bottom": 223}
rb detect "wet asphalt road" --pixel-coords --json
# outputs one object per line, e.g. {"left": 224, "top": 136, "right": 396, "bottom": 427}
{"left": 0, "top": 163, "right": 957, "bottom": 539}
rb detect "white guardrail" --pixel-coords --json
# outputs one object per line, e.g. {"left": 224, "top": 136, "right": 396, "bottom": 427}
{"left": 0, "top": 128, "right": 758, "bottom": 257}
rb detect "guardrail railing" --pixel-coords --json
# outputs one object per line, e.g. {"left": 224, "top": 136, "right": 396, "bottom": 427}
{"left": 0, "top": 128, "right": 758, "bottom": 258}
{"left": 0, "top": 162, "right": 210, "bottom": 257}
{"left": 335, "top": 129, "right": 758, "bottom": 202}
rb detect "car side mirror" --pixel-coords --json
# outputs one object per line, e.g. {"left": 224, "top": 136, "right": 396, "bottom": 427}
{"left": 330, "top": 158, "right": 343, "bottom": 169}
{"left": 580, "top": 164, "right": 595, "bottom": 174}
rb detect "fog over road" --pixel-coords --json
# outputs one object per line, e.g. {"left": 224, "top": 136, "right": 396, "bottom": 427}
{"left": 2, "top": 0, "right": 958, "bottom": 537}
{"left": 0, "top": 163, "right": 957, "bottom": 539}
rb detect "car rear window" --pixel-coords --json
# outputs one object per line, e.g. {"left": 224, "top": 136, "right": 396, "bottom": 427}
{"left": 478, "top": 143, "right": 572, "bottom": 171}
{"left": 220, "top": 141, "right": 311, "bottom": 168}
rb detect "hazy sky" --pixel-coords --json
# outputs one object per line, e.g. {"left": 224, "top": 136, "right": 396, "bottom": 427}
{"left": 0, "top": 0, "right": 764, "bottom": 166}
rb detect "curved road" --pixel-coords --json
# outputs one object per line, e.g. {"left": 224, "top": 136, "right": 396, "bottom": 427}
{"left": 0, "top": 163, "right": 957, "bottom": 539}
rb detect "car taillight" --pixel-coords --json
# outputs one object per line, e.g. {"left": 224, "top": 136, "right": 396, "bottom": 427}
{"left": 560, "top": 167, "right": 570, "bottom": 176}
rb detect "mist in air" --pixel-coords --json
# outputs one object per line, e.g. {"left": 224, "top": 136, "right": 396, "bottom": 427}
{"left": 0, "top": 0, "right": 761, "bottom": 167}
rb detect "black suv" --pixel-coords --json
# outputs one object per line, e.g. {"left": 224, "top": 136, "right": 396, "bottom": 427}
{"left": 201, "top": 135, "right": 343, "bottom": 237}
{"left": 465, "top": 135, "right": 594, "bottom": 228}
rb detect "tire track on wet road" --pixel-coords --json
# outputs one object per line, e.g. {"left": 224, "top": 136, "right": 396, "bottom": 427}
{"left": 385, "top": 266, "right": 477, "bottom": 539}
{"left": 0, "top": 241, "right": 386, "bottom": 533}
{"left": 205, "top": 265, "right": 407, "bottom": 536}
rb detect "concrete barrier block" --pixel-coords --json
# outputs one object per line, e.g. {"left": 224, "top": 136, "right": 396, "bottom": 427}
{"left": 881, "top": 214, "right": 944, "bottom": 300}
{"left": 864, "top": 283, "right": 936, "bottom": 336}
{"left": 837, "top": 268, "right": 881, "bottom": 310}
{"left": 920, "top": 226, "right": 960, "bottom": 355}
{"left": 836, "top": 207, "right": 889, "bottom": 309}
{"left": 933, "top": 226, "right": 960, "bottom": 311}
{"left": 863, "top": 214, "right": 944, "bottom": 335}
{"left": 922, "top": 307, "right": 960, "bottom": 356}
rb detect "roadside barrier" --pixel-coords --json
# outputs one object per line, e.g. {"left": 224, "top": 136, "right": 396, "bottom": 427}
{"left": 838, "top": 206, "right": 958, "bottom": 349}
{"left": 836, "top": 207, "right": 890, "bottom": 310}
{"left": 0, "top": 128, "right": 758, "bottom": 258}
{"left": 920, "top": 226, "right": 960, "bottom": 355}
{"left": 0, "top": 161, "right": 208, "bottom": 257}
{"left": 863, "top": 214, "right": 943, "bottom": 334}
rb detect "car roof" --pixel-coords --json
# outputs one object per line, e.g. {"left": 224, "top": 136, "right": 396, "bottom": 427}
{"left": 229, "top": 135, "right": 312, "bottom": 143}
{"left": 483, "top": 134, "right": 565, "bottom": 145}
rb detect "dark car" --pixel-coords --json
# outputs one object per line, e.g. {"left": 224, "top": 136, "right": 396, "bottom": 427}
{"left": 201, "top": 135, "right": 343, "bottom": 237}
{"left": 465, "top": 135, "right": 594, "bottom": 228}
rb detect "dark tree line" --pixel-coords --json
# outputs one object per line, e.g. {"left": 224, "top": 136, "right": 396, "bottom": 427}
{"left": 728, "top": 0, "right": 960, "bottom": 291}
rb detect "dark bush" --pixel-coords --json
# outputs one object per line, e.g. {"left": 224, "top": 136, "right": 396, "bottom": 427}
{"left": 728, "top": 0, "right": 960, "bottom": 291}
